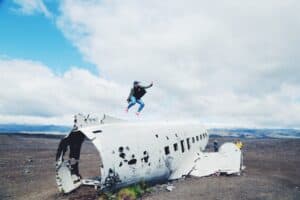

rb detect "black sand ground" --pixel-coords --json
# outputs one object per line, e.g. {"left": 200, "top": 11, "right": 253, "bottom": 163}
{"left": 0, "top": 134, "right": 299, "bottom": 200}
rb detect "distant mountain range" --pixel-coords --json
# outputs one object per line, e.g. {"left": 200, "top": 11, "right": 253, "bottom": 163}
{"left": 209, "top": 128, "right": 300, "bottom": 139}
{"left": 0, "top": 124, "right": 71, "bottom": 134}
{"left": 0, "top": 124, "right": 299, "bottom": 139}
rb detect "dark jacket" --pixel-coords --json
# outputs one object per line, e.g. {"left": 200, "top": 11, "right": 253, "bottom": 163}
{"left": 127, "top": 83, "right": 153, "bottom": 101}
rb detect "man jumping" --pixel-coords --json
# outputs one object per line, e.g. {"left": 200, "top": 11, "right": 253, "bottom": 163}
{"left": 126, "top": 81, "right": 153, "bottom": 116}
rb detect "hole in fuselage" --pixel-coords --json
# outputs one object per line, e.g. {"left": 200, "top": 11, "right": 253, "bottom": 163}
{"left": 79, "top": 138, "right": 102, "bottom": 180}
{"left": 56, "top": 131, "right": 102, "bottom": 182}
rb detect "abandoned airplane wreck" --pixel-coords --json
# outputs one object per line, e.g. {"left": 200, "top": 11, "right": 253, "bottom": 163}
{"left": 55, "top": 114, "right": 243, "bottom": 193}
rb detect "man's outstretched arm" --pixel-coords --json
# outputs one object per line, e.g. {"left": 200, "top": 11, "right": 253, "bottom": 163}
{"left": 141, "top": 82, "right": 153, "bottom": 89}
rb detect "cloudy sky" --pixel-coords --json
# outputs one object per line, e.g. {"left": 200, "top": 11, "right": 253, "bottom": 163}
{"left": 0, "top": 0, "right": 299, "bottom": 128}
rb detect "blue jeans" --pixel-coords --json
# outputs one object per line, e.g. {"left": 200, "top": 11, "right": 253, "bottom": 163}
{"left": 128, "top": 96, "right": 145, "bottom": 112}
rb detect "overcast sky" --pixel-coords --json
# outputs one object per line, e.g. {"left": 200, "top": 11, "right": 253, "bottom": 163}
{"left": 0, "top": 0, "right": 300, "bottom": 128}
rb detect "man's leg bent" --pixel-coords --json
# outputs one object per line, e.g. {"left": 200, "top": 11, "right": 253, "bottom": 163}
{"left": 136, "top": 99, "right": 145, "bottom": 112}
{"left": 127, "top": 96, "right": 137, "bottom": 110}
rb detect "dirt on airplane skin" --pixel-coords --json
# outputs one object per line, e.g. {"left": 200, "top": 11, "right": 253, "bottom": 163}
{"left": 0, "top": 134, "right": 299, "bottom": 200}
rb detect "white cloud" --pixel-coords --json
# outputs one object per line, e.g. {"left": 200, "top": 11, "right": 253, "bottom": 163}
{"left": 52, "top": 0, "right": 300, "bottom": 128}
{"left": 0, "top": 58, "right": 132, "bottom": 125}
{"left": 12, "top": 0, "right": 52, "bottom": 18}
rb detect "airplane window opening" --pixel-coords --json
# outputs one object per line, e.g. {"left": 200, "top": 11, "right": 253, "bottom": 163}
{"left": 200, "top": 135, "right": 202, "bottom": 140}
{"left": 173, "top": 143, "right": 178, "bottom": 151}
{"left": 93, "top": 130, "right": 102, "bottom": 134}
{"left": 187, "top": 138, "right": 191, "bottom": 150}
{"left": 180, "top": 140, "right": 185, "bottom": 153}
{"left": 196, "top": 136, "right": 199, "bottom": 141}
{"left": 192, "top": 137, "right": 195, "bottom": 143}
{"left": 155, "top": 134, "right": 159, "bottom": 138}
{"left": 164, "top": 146, "right": 170, "bottom": 155}
{"left": 166, "top": 136, "right": 169, "bottom": 140}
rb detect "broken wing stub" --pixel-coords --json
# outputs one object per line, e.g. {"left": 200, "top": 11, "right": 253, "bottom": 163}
{"left": 190, "top": 143, "right": 242, "bottom": 177}
{"left": 168, "top": 143, "right": 242, "bottom": 180}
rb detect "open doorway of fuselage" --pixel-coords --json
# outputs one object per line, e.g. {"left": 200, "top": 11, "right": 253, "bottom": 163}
{"left": 56, "top": 131, "right": 103, "bottom": 193}
{"left": 79, "top": 137, "right": 102, "bottom": 182}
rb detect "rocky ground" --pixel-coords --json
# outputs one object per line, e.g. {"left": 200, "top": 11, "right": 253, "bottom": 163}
{"left": 0, "top": 134, "right": 299, "bottom": 200}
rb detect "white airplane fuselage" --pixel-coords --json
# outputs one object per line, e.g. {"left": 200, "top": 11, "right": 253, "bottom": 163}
{"left": 56, "top": 116, "right": 242, "bottom": 193}
{"left": 81, "top": 122, "right": 209, "bottom": 189}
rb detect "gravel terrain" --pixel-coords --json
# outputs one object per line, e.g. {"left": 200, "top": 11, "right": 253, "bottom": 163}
{"left": 0, "top": 134, "right": 299, "bottom": 200}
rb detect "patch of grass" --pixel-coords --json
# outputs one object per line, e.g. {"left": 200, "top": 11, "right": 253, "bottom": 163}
{"left": 117, "top": 188, "right": 136, "bottom": 200}
{"left": 98, "top": 181, "right": 151, "bottom": 200}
